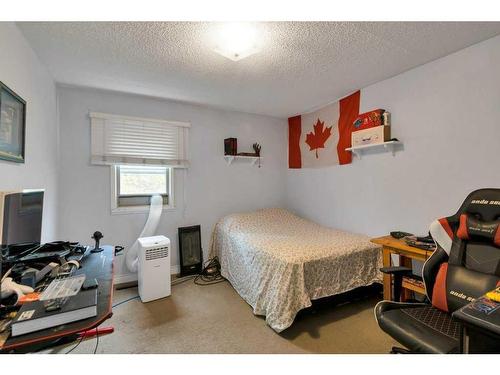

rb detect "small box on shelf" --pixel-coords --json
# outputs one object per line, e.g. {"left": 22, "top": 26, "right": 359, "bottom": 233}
{"left": 224, "top": 138, "right": 237, "bottom": 156}
{"left": 351, "top": 125, "right": 391, "bottom": 147}
{"left": 353, "top": 109, "right": 390, "bottom": 131}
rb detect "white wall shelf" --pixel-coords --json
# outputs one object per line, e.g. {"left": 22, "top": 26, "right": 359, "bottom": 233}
{"left": 224, "top": 155, "right": 261, "bottom": 166}
{"left": 346, "top": 140, "right": 402, "bottom": 159}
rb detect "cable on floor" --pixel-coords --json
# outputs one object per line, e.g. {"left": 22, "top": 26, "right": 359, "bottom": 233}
{"left": 93, "top": 328, "right": 99, "bottom": 354}
{"left": 113, "top": 295, "right": 139, "bottom": 308}
{"left": 172, "top": 275, "right": 196, "bottom": 286}
{"left": 194, "top": 257, "right": 226, "bottom": 286}
{"left": 65, "top": 331, "right": 86, "bottom": 354}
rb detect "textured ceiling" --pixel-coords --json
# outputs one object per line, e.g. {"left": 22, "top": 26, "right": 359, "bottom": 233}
{"left": 17, "top": 22, "right": 500, "bottom": 118}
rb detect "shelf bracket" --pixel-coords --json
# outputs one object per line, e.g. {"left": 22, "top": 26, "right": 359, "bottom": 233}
{"left": 383, "top": 143, "right": 396, "bottom": 156}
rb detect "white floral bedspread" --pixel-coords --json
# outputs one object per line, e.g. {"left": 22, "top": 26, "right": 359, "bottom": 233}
{"left": 210, "top": 208, "right": 382, "bottom": 332}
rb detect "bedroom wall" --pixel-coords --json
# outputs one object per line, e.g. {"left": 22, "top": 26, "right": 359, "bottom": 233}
{"left": 56, "top": 85, "right": 287, "bottom": 282}
{"left": 286, "top": 34, "right": 500, "bottom": 238}
{"left": 0, "top": 23, "right": 59, "bottom": 242}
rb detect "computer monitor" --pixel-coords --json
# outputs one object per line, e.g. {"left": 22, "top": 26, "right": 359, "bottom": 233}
{"left": 0, "top": 190, "right": 44, "bottom": 247}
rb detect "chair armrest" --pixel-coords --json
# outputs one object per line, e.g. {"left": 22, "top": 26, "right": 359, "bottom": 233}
{"left": 379, "top": 266, "right": 413, "bottom": 275}
{"left": 380, "top": 266, "right": 413, "bottom": 302}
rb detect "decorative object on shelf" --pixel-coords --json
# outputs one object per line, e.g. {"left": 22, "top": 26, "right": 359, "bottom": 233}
{"left": 351, "top": 125, "right": 391, "bottom": 147}
{"left": 0, "top": 82, "right": 26, "bottom": 163}
{"left": 382, "top": 111, "right": 391, "bottom": 126}
{"left": 224, "top": 138, "right": 237, "bottom": 156}
{"left": 346, "top": 140, "right": 402, "bottom": 159}
{"left": 352, "top": 109, "right": 390, "bottom": 130}
{"left": 252, "top": 143, "right": 261, "bottom": 157}
{"left": 288, "top": 90, "right": 360, "bottom": 168}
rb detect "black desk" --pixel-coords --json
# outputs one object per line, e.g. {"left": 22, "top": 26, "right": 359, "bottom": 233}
{"left": 0, "top": 245, "right": 114, "bottom": 353}
{"left": 453, "top": 296, "right": 500, "bottom": 354}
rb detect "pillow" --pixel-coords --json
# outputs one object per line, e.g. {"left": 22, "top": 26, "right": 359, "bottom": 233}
{"left": 457, "top": 214, "right": 500, "bottom": 246}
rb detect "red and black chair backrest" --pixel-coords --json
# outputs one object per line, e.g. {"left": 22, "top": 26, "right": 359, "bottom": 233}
{"left": 424, "top": 188, "right": 500, "bottom": 313}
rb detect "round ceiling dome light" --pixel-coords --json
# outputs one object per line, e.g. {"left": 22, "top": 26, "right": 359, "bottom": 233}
{"left": 211, "top": 22, "right": 260, "bottom": 61}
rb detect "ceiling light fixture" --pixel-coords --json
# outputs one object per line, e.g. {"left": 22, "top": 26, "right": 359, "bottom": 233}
{"left": 212, "top": 22, "right": 260, "bottom": 62}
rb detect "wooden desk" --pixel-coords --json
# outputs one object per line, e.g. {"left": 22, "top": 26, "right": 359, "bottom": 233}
{"left": 0, "top": 245, "right": 114, "bottom": 353}
{"left": 371, "top": 236, "right": 433, "bottom": 301}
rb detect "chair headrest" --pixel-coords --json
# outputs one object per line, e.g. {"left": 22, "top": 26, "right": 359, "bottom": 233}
{"left": 429, "top": 189, "right": 500, "bottom": 255}
{"left": 456, "top": 214, "right": 500, "bottom": 247}
{"left": 452, "top": 188, "right": 500, "bottom": 222}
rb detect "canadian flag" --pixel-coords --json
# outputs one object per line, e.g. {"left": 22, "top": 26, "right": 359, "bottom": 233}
{"left": 288, "top": 91, "right": 360, "bottom": 168}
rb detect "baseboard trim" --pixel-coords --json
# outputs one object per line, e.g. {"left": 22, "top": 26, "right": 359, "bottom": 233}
{"left": 114, "top": 265, "right": 180, "bottom": 287}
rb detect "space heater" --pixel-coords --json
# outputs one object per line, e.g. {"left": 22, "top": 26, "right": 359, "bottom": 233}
{"left": 137, "top": 235, "right": 171, "bottom": 302}
{"left": 178, "top": 225, "right": 202, "bottom": 276}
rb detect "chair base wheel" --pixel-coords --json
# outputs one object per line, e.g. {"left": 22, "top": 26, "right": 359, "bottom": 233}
{"left": 390, "top": 346, "right": 412, "bottom": 354}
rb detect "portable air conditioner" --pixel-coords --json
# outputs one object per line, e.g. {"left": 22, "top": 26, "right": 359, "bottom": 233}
{"left": 138, "top": 235, "right": 171, "bottom": 302}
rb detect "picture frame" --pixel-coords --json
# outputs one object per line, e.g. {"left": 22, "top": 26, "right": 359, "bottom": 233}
{"left": 0, "top": 81, "right": 26, "bottom": 163}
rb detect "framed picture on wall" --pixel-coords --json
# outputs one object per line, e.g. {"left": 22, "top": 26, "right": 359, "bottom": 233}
{"left": 0, "top": 81, "right": 26, "bottom": 163}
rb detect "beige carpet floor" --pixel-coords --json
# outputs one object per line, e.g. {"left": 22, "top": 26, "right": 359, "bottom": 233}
{"left": 49, "top": 280, "right": 397, "bottom": 354}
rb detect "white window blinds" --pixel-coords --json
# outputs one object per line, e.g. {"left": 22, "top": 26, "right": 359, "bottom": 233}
{"left": 90, "top": 112, "right": 190, "bottom": 167}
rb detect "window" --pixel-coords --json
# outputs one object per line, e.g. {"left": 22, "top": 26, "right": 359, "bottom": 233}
{"left": 112, "top": 165, "right": 173, "bottom": 213}
{"left": 89, "top": 112, "right": 189, "bottom": 214}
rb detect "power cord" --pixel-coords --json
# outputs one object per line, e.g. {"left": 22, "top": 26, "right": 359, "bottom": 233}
{"left": 172, "top": 275, "right": 196, "bottom": 285}
{"left": 113, "top": 295, "right": 139, "bottom": 308}
{"left": 65, "top": 331, "right": 86, "bottom": 354}
{"left": 194, "top": 257, "right": 225, "bottom": 286}
{"left": 93, "top": 328, "right": 99, "bottom": 354}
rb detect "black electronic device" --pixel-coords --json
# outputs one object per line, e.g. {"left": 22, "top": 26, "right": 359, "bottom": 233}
{"left": 14, "top": 241, "right": 74, "bottom": 264}
{"left": 82, "top": 278, "right": 99, "bottom": 290}
{"left": 114, "top": 245, "right": 124, "bottom": 256}
{"left": 178, "top": 225, "right": 202, "bottom": 276}
{"left": 91, "top": 231, "right": 103, "bottom": 253}
{"left": 3, "top": 242, "right": 40, "bottom": 258}
{"left": 20, "top": 269, "right": 37, "bottom": 289}
{"left": 0, "top": 190, "right": 44, "bottom": 248}
{"left": 390, "top": 231, "right": 413, "bottom": 239}
{"left": 66, "top": 245, "right": 91, "bottom": 262}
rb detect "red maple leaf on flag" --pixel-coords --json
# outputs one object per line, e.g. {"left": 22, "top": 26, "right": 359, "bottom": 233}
{"left": 305, "top": 119, "right": 332, "bottom": 159}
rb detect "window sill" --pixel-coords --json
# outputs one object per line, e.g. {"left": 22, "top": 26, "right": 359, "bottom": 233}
{"left": 111, "top": 205, "right": 176, "bottom": 215}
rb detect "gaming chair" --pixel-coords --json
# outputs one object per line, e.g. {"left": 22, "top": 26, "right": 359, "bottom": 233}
{"left": 375, "top": 188, "right": 500, "bottom": 353}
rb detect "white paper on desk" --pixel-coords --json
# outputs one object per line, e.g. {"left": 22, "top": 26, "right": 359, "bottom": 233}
{"left": 39, "top": 275, "right": 86, "bottom": 301}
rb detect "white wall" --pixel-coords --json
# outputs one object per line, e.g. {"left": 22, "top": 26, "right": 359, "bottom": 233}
{"left": 56, "top": 86, "right": 287, "bottom": 282}
{"left": 286, "top": 35, "right": 500, "bottom": 238}
{"left": 0, "top": 23, "right": 58, "bottom": 242}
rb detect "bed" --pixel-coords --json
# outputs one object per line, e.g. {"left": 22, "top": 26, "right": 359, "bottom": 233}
{"left": 209, "top": 208, "right": 382, "bottom": 332}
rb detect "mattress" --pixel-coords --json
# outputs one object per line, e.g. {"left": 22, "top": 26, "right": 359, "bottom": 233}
{"left": 209, "top": 208, "right": 382, "bottom": 332}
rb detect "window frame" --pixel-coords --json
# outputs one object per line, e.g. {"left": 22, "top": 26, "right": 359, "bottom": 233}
{"left": 110, "top": 165, "right": 175, "bottom": 215}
